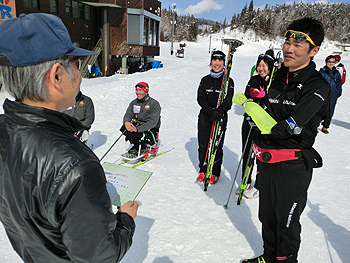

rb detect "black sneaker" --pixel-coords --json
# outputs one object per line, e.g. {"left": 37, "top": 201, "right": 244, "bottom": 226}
{"left": 241, "top": 255, "right": 273, "bottom": 263}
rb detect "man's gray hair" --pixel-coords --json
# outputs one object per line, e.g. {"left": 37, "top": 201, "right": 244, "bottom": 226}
{"left": 0, "top": 56, "right": 74, "bottom": 101}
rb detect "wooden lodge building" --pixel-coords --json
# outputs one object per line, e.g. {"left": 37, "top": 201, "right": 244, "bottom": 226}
{"left": 0, "top": 0, "right": 162, "bottom": 76}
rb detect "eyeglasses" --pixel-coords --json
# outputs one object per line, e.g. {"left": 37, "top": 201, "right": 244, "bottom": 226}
{"left": 327, "top": 60, "right": 336, "bottom": 64}
{"left": 69, "top": 56, "right": 81, "bottom": 70}
{"left": 259, "top": 54, "right": 274, "bottom": 60}
{"left": 284, "top": 30, "right": 316, "bottom": 47}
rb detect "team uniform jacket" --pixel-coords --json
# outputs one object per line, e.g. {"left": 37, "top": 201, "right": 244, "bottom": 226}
{"left": 254, "top": 61, "right": 331, "bottom": 150}
{"left": 63, "top": 91, "right": 95, "bottom": 130}
{"left": 123, "top": 96, "right": 161, "bottom": 133}
{"left": 197, "top": 73, "right": 234, "bottom": 125}
{"left": 244, "top": 74, "right": 269, "bottom": 104}
{"left": 0, "top": 99, "right": 135, "bottom": 263}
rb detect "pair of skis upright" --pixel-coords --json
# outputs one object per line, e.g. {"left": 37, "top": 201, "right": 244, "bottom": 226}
{"left": 224, "top": 51, "right": 281, "bottom": 207}
{"left": 235, "top": 51, "right": 282, "bottom": 204}
{"left": 203, "top": 39, "right": 244, "bottom": 192}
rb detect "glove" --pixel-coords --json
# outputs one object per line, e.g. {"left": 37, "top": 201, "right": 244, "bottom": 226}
{"left": 233, "top": 93, "right": 277, "bottom": 134}
{"left": 211, "top": 109, "right": 223, "bottom": 121}
{"left": 250, "top": 86, "right": 266, "bottom": 98}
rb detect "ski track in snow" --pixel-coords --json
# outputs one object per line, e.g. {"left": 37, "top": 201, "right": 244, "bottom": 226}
{"left": 1, "top": 30, "right": 350, "bottom": 262}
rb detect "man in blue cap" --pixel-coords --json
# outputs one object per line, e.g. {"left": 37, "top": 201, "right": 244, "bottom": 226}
{"left": 0, "top": 13, "right": 138, "bottom": 262}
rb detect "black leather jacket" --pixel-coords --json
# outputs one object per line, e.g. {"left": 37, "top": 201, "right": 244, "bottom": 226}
{"left": 0, "top": 99, "right": 135, "bottom": 263}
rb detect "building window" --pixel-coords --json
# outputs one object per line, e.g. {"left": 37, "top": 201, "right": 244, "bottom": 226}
{"left": 84, "top": 5, "right": 91, "bottom": 21}
{"left": 143, "top": 17, "right": 159, "bottom": 46}
{"left": 50, "top": 0, "right": 58, "bottom": 13}
{"left": 66, "top": 0, "right": 90, "bottom": 21}
{"left": 127, "top": 14, "right": 141, "bottom": 45}
{"left": 24, "top": 0, "right": 39, "bottom": 9}
{"left": 154, "top": 21, "right": 159, "bottom": 46}
{"left": 143, "top": 18, "right": 149, "bottom": 45}
{"left": 66, "top": 0, "right": 72, "bottom": 16}
{"left": 127, "top": 9, "right": 160, "bottom": 47}
{"left": 78, "top": 2, "right": 85, "bottom": 19}
{"left": 149, "top": 19, "right": 154, "bottom": 45}
{"left": 72, "top": 1, "right": 79, "bottom": 18}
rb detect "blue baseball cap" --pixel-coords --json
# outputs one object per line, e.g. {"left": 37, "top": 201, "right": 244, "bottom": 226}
{"left": 0, "top": 13, "right": 98, "bottom": 67}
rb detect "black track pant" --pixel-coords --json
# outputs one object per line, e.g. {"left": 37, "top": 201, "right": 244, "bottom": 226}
{"left": 120, "top": 126, "right": 159, "bottom": 146}
{"left": 258, "top": 160, "right": 312, "bottom": 263}
{"left": 197, "top": 112, "right": 226, "bottom": 177}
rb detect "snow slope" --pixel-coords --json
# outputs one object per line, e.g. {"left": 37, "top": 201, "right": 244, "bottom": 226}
{"left": 1, "top": 30, "right": 349, "bottom": 263}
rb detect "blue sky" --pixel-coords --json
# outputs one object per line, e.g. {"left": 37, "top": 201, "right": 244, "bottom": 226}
{"left": 160, "top": 0, "right": 350, "bottom": 22}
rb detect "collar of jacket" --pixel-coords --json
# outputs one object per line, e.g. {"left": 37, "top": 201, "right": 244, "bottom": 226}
{"left": 322, "top": 65, "right": 336, "bottom": 75}
{"left": 277, "top": 61, "right": 317, "bottom": 84}
{"left": 3, "top": 99, "right": 84, "bottom": 135}
{"left": 75, "top": 90, "right": 83, "bottom": 102}
{"left": 252, "top": 74, "right": 270, "bottom": 86}
{"left": 137, "top": 95, "right": 150, "bottom": 103}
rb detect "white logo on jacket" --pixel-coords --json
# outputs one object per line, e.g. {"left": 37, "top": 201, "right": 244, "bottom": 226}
{"left": 268, "top": 98, "right": 279, "bottom": 104}
{"left": 283, "top": 100, "right": 296, "bottom": 106}
{"left": 133, "top": 105, "right": 141, "bottom": 114}
{"left": 253, "top": 144, "right": 261, "bottom": 158}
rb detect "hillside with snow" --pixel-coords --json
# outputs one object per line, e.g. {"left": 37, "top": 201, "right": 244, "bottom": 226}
{"left": 1, "top": 30, "right": 349, "bottom": 262}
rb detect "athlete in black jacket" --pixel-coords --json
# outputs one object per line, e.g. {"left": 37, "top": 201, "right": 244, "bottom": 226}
{"left": 196, "top": 50, "right": 234, "bottom": 184}
{"left": 242, "top": 18, "right": 331, "bottom": 263}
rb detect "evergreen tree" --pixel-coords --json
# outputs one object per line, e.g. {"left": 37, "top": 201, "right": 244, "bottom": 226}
{"left": 160, "top": 2, "right": 350, "bottom": 44}
{"left": 230, "top": 2, "right": 350, "bottom": 43}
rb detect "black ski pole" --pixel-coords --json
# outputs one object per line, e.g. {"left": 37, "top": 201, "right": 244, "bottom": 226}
{"left": 99, "top": 130, "right": 126, "bottom": 162}
{"left": 223, "top": 121, "right": 253, "bottom": 209}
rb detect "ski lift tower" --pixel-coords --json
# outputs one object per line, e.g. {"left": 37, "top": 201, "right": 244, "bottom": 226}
{"left": 170, "top": 3, "right": 176, "bottom": 55}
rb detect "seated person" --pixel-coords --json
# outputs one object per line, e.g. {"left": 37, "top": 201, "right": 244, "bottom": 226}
{"left": 64, "top": 91, "right": 95, "bottom": 143}
{"left": 121, "top": 82, "right": 161, "bottom": 157}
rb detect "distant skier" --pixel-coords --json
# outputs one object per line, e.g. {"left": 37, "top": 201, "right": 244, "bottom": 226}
{"left": 196, "top": 50, "right": 234, "bottom": 184}
{"left": 121, "top": 82, "right": 161, "bottom": 158}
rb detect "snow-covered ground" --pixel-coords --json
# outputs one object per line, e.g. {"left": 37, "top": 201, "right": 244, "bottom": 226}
{"left": 1, "top": 29, "right": 350, "bottom": 262}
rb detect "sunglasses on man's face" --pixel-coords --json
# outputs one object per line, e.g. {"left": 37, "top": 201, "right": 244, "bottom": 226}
{"left": 284, "top": 30, "right": 316, "bottom": 47}
{"left": 135, "top": 84, "right": 147, "bottom": 89}
{"left": 327, "top": 60, "right": 336, "bottom": 64}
